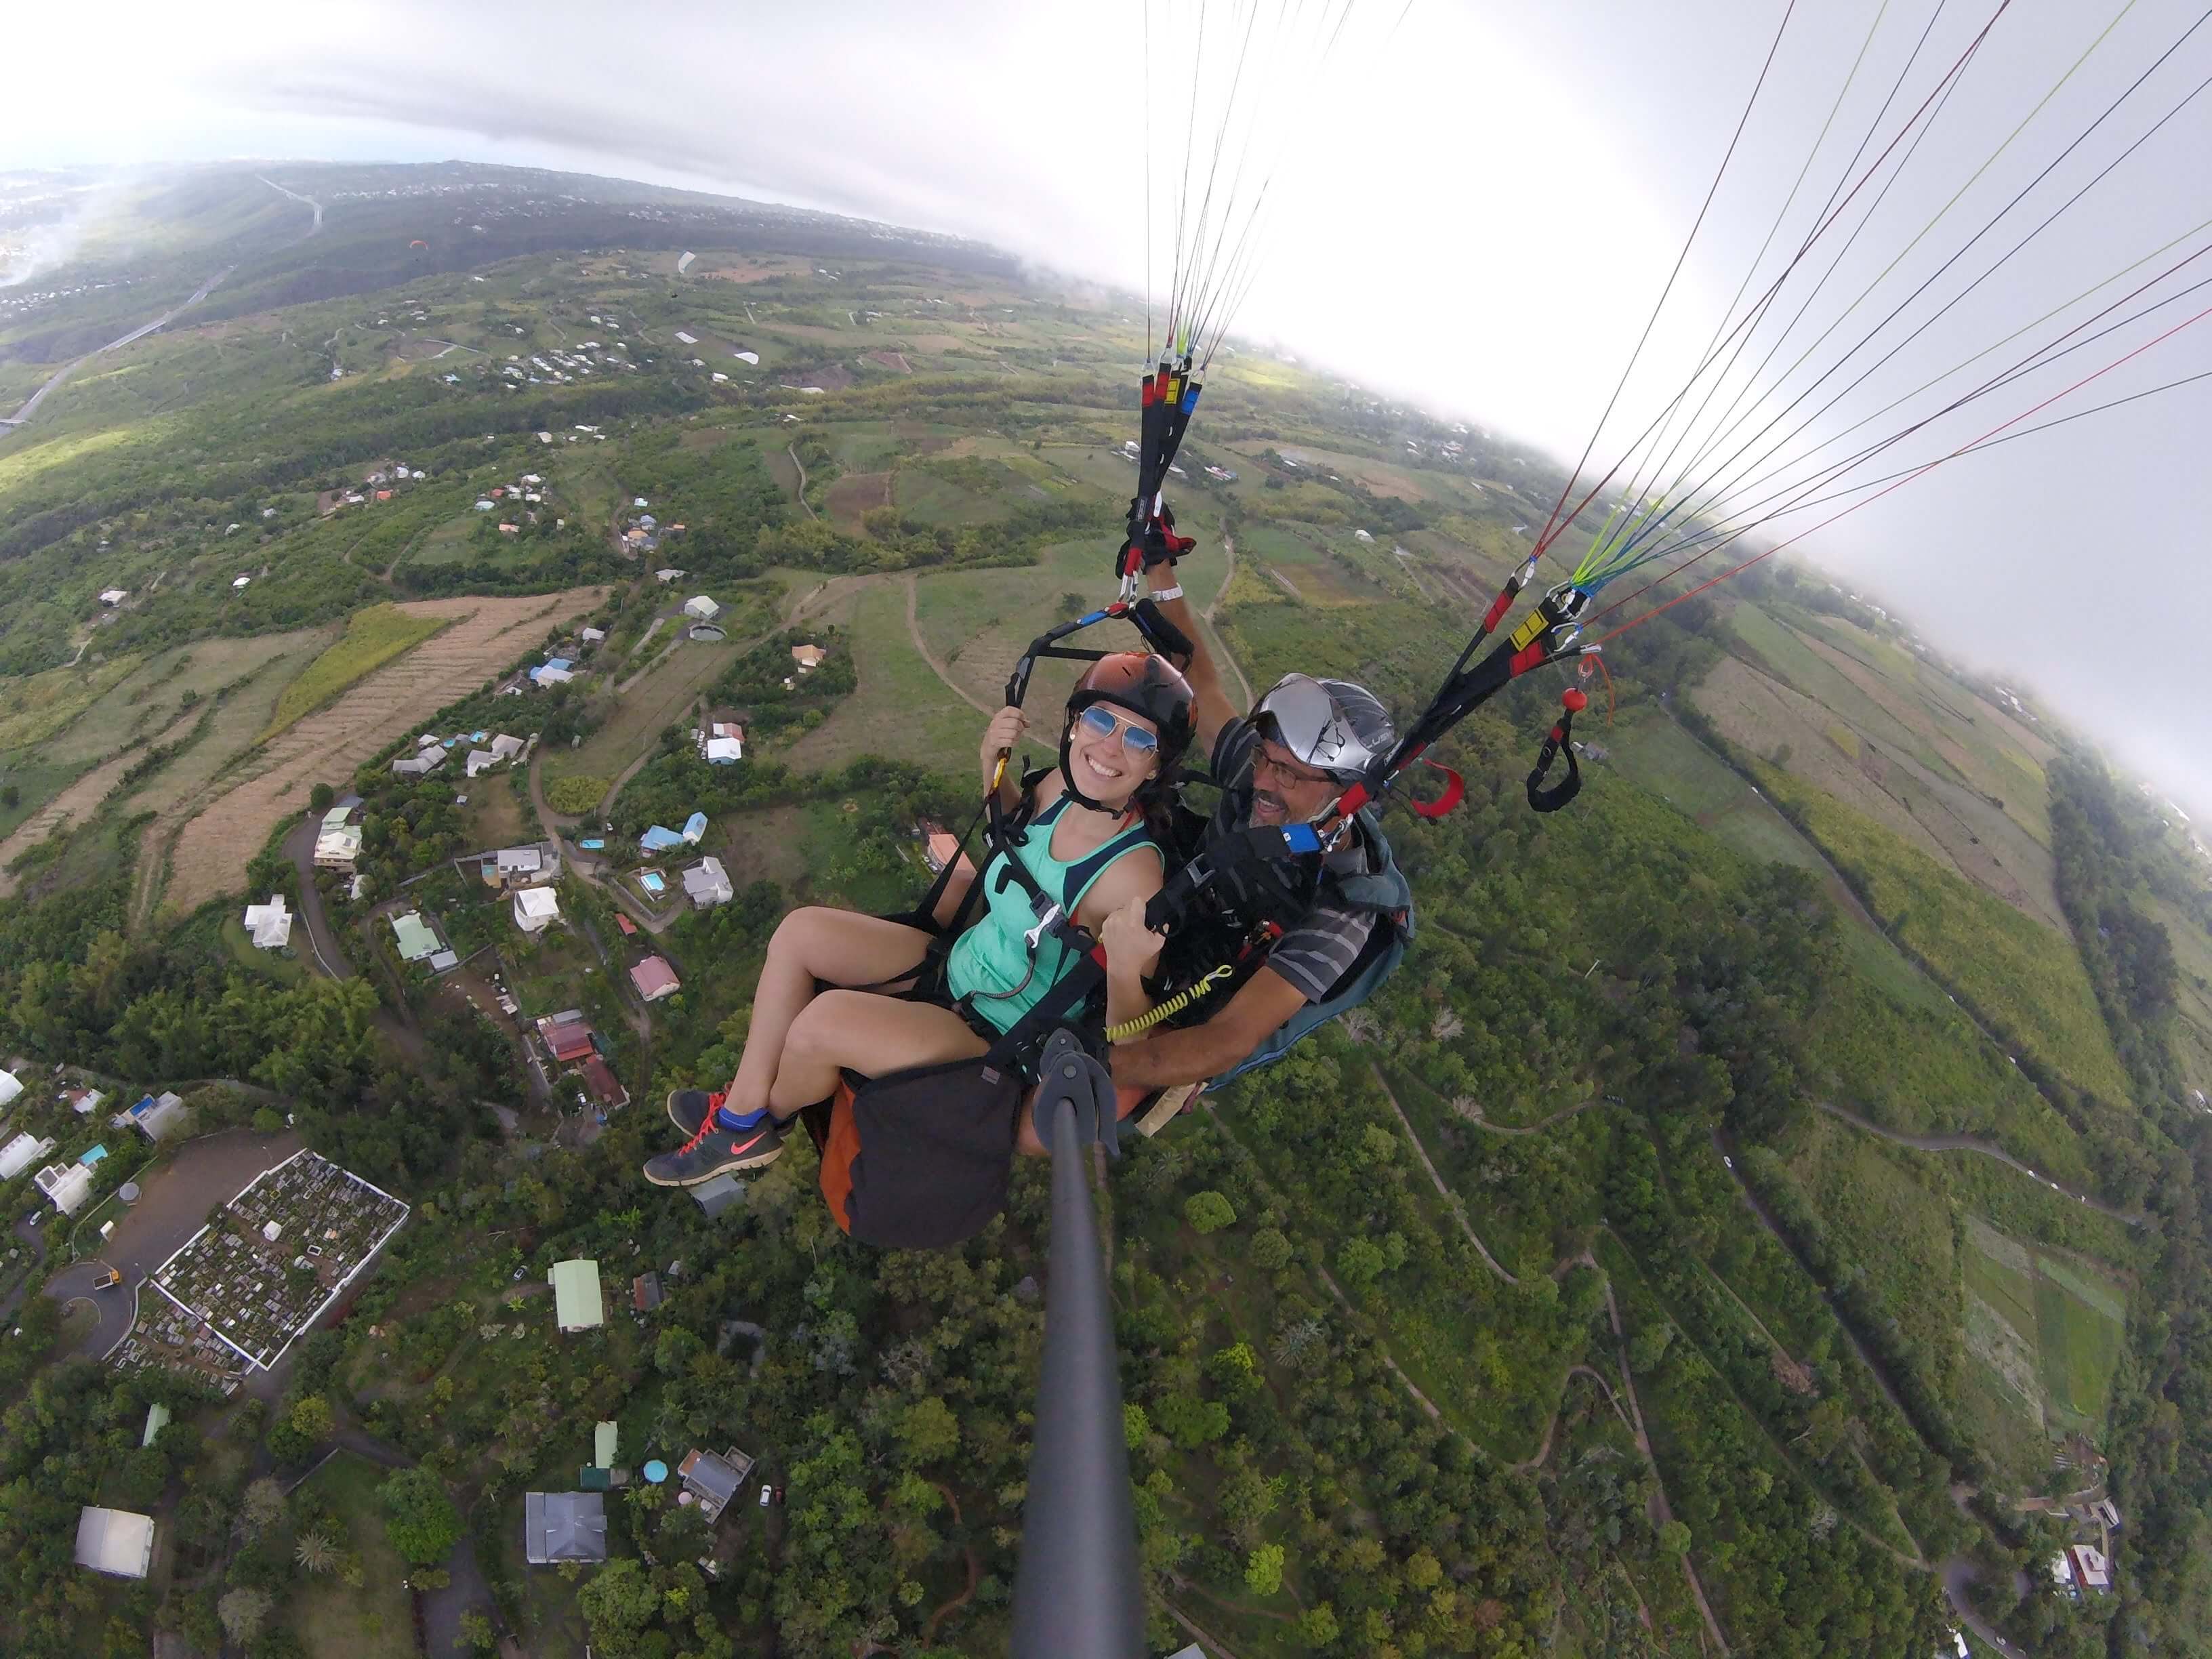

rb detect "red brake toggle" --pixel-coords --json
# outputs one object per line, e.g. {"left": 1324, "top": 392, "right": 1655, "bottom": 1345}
{"left": 1562, "top": 689, "right": 1589, "bottom": 713}
{"left": 1408, "top": 760, "right": 1465, "bottom": 819}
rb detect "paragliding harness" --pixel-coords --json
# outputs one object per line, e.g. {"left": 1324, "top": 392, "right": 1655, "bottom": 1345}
{"left": 798, "top": 356, "right": 1604, "bottom": 1249}
{"left": 1145, "top": 785, "right": 1414, "bottom": 1089}
{"left": 796, "top": 592, "right": 1198, "bottom": 1250}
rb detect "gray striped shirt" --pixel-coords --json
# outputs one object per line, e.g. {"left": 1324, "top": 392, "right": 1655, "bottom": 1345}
{"left": 1206, "top": 718, "right": 1378, "bottom": 1002}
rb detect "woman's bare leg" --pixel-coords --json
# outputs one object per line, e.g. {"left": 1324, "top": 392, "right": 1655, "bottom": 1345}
{"left": 767, "top": 991, "right": 988, "bottom": 1116}
{"left": 723, "top": 909, "right": 934, "bottom": 1117}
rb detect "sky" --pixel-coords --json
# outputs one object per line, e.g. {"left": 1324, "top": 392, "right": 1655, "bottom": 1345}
{"left": 7, "top": 0, "right": 2210, "bottom": 817}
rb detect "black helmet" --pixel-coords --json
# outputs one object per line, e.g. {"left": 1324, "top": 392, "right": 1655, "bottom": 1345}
{"left": 1059, "top": 652, "right": 1196, "bottom": 811}
{"left": 1252, "top": 674, "right": 1394, "bottom": 783}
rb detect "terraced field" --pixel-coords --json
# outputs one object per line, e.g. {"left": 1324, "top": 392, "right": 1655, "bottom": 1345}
{"left": 157, "top": 588, "right": 607, "bottom": 915}
{"left": 0, "top": 633, "right": 326, "bottom": 897}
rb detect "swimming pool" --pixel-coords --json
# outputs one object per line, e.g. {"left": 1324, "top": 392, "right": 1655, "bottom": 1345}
{"left": 640, "top": 872, "right": 665, "bottom": 894}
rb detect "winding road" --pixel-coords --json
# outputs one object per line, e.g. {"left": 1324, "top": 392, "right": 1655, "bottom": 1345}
{"left": 1, "top": 265, "right": 234, "bottom": 429}
{"left": 1812, "top": 1099, "right": 2144, "bottom": 1225}
{"left": 284, "top": 811, "right": 358, "bottom": 979}
{"left": 787, "top": 443, "right": 818, "bottom": 518}
{"left": 1369, "top": 1064, "right": 1521, "bottom": 1284}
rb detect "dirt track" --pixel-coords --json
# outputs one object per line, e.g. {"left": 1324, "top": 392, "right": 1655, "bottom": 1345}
{"left": 159, "top": 590, "right": 606, "bottom": 916}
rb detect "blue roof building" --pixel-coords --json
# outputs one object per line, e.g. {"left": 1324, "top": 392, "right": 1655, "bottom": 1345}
{"left": 682, "top": 811, "right": 708, "bottom": 844}
{"left": 639, "top": 825, "right": 684, "bottom": 853}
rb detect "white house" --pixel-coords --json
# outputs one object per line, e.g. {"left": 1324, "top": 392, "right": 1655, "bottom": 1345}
{"left": 489, "top": 733, "right": 527, "bottom": 762}
{"left": 682, "top": 595, "right": 720, "bottom": 621}
{"left": 2071, "top": 1544, "right": 2111, "bottom": 1592}
{"left": 35, "top": 1162, "right": 95, "bottom": 1216}
{"left": 0, "top": 1132, "right": 53, "bottom": 1180}
{"left": 242, "top": 896, "right": 293, "bottom": 950}
{"left": 682, "top": 857, "right": 733, "bottom": 907}
{"left": 125, "top": 1092, "right": 186, "bottom": 1141}
{"left": 581, "top": 627, "right": 607, "bottom": 644}
{"left": 314, "top": 817, "right": 364, "bottom": 869}
{"left": 0, "top": 1069, "right": 20, "bottom": 1109}
{"left": 465, "top": 750, "right": 499, "bottom": 777}
{"left": 514, "top": 887, "right": 562, "bottom": 934}
{"left": 75, "top": 1507, "right": 155, "bottom": 1580}
{"left": 232, "top": 575, "right": 251, "bottom": 590}
{"left": 98, "top": 588, "right": 128, "bottom": 607}
{"left": 655, "top": 568, "right": 685, "bottom": 584}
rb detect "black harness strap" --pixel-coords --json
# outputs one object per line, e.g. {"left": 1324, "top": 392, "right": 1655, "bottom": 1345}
{"left": 1526, "top": 696, "right": 1585, "bottom": 814}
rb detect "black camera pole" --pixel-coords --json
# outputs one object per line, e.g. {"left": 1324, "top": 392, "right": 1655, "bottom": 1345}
{"left": 1010, "top": 1030, "right": 1145, "bottom": 1659}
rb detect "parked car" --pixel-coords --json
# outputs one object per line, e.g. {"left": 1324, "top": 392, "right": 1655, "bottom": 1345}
{"left": 759, "top": 1483, "right": 773, "bottom": 1507}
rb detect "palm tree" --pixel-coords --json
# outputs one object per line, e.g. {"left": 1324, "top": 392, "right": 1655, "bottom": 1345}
{"left": 294, "top": 1528, "right": 338, "bottom": 1574}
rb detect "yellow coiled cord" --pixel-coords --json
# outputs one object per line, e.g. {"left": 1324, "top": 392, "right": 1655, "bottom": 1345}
{"left": 1103, "top": 964, "right": 1234, "bottom": 1044}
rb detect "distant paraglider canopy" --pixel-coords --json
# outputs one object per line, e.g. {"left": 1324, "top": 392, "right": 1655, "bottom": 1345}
{"left": 409, "top": 239, "right": 428, "bottom": 249}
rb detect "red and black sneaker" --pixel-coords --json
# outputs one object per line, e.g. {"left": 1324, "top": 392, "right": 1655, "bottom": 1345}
{"left": 642, "top": 1098, "right": 783, "bottom": 1187}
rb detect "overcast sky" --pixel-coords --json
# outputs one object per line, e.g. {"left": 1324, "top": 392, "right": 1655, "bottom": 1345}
{"left": 9, "top": 0, "right": 2210, "bottom": 819}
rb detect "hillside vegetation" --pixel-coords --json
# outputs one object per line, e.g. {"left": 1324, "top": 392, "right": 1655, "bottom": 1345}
{"left": 0, "top": 159, "right": 2208, "bottom": 1659}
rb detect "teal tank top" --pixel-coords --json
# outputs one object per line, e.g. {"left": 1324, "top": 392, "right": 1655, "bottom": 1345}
{"left": 945, "top": 794, "right": 1159, "bottom": 1036}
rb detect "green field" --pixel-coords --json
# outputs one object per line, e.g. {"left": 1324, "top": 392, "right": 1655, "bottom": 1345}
{"left": 264, "top": 603, "right": 451, "bottom": 739}
{"left": 47, "top": 633, "right": 325, "bottom": 770}
{"left": 283, "top": 1453, "right": 417, "bottom": 1659}
{"left": 1778, "top": 1112, "right": 1964, "bottom": 1404}
{"left": 0, "top": 656, "right": 144, "bottom": 753}
{"left": 1961, "top": 1218, "right": 2128, "bottom": 1447}
{"left": 1757, "top": 765, "right": 2137, "bottom": 1107}
{"left": 539, "top": 637, "right": 739, "bottom": 791}
{"left": 788, "top": 579, "right": 974, "bottom": 775}
{"left": 892, "top": 466, "right": 1015, "bottom": 527}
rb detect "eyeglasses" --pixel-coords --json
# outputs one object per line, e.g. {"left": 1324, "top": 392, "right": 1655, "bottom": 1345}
{"left": 1076, "top": 704, "right": 1160, "bottom": 756}
{"left": 1252, "top": 744, "right": 1334, "bottom": 790}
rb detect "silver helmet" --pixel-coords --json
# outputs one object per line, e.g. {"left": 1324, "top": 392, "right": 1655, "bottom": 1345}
{"left": 1251, "top": 674, "right": 1394, "bottom": 784}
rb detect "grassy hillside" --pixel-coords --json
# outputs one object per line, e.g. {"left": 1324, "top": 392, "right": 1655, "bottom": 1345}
{"left": 1753, "top": 761, "right": 2136, "bottom": 1108}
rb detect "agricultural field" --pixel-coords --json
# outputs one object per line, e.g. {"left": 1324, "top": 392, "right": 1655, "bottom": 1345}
{"left": 1961, "top": 1216, "right": 2129, "bottom": 1465}
{"left": 1704, "top": 603, "right": 2068, "bottom": 932}
{"left": 264, "top": 603, "right": 453, "bottom": 737}
{"left": 159, "top": 588, "right": 606, "bottom": 914}
{"left": 0, "top": 632, "right": 326, "bottom": 897}
{"left": 1755, "top": 765, "right": 2137, "bottom": 1107}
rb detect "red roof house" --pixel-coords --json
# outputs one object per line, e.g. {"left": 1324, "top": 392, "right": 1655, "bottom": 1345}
{"left": 630, "top": 957, "right": 680, "bottom": 1002}
{"left": 542, "top": 1019, "right": 594, "bottom": 1063}
{"left": 581, "top": 1057, "right": 630, "bottom": 1110}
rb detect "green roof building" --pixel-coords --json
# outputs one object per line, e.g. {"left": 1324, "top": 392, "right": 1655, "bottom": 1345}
{"left": 594, "top": 1420, "right": 618, "bottom": 1468}
{"left": 390, "top": 912, "right": 441, "bottom": 963}
{"left": 550, "top": 1259, "right": 605, "bottom": 1332}
{"left": 141, "top": 1404, "right": 170, "bottom": 1448}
